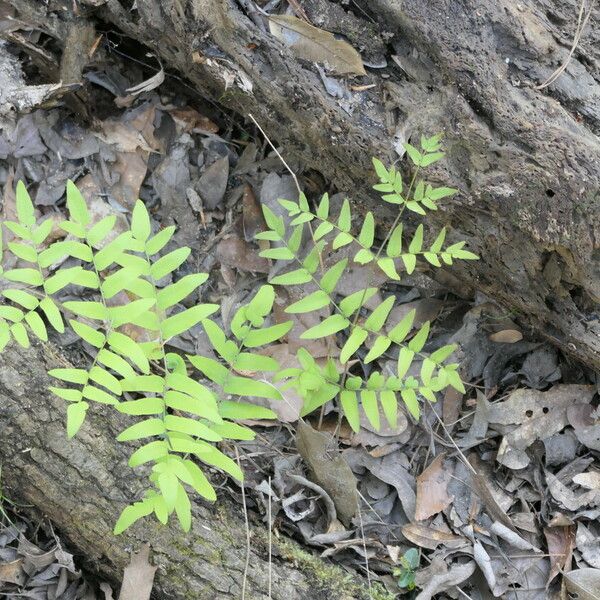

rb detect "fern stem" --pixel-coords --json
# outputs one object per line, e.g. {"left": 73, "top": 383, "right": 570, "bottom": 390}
{"left": 337, "top": 165, "right": 422, "bottom": 389}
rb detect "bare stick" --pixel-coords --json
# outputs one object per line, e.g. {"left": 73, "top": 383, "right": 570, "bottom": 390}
{"left": 235, "top": 448, "right": 251, "bottom": 600}
{"left": 248, "top": 113, "right": 301, "bottom": 195}
{"left": 268, "top": 475, "right": 273, "bottom": 600}
{"left": 425, "top": 398, "right": 477, "bottom": 474}
{"left": 357, "top": 500, "right": 372, "bottom": 597}
{"left": 535, "top": 0, "right": 595, "bottom": 90}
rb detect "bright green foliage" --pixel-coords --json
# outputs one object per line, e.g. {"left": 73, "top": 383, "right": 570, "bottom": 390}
{"left": 259, "top": 135, "right": 476, "bottom": 430}
{"left": 0, "top": 185, "right": 290, "bottom": 535}
{"left": 1, "top": 134, "right": 475, "bottom": 537}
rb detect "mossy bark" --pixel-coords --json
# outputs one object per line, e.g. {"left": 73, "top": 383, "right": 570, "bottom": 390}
{"left": 0, "top": 341, "right": 369, "bottom": 599}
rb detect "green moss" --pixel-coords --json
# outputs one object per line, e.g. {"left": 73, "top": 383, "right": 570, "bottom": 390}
{"left": 273, "top": 535, "right": 373, "bottom": 600}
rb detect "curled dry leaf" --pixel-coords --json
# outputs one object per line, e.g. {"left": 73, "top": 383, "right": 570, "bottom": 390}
{"left": 268, "top": 15, "right": 366, "bottom": 76}
{"left": 414, "top": 454, "right": 453, "bottom": 521}
{"left": 544, "top": 525, "right": 575, "bottom": 584}
{"left": 401, "top": 522, "right": 466, "bottom": 550}
{"left": 414, "top": 558, "right": 476, "bottom": 600}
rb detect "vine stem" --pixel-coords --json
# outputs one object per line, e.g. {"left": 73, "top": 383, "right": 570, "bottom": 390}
{"left": 333, "top": 164, "right": 421, "bottom": 434}
{"left": 143, "top": 246, "right": 174, "bottom": 451}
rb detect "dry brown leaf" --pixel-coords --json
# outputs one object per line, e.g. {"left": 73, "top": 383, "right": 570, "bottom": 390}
{"left": 216, "top": 236, "right": 270, "bottom": 273}
{"left": 415, "top": 454, "right": 453, "bottom": 521}
{"left": 489, "top": 329, "right": 523, "bottom": 343}
{"left": 242, "top": 184, "right": 266, "bottom": 241}
{"left": 268, "top": 15, "right": 366, "bottom": 76}
{"left": 118, "top": 543, "right": 157, "bottom": 600}
{"left": 401, "top": 523, "right": 465, "bottom": 550}
{"left": 544, "top": 525, "right": 575, "bottom": 584}
{"left": 169, "top": 106, "right": 219, "bottom": 133}
{"left": 0, "top": 559, "right": 25, "bottom": 585}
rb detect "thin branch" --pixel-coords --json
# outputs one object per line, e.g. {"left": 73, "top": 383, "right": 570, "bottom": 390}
{"left": 235, "top": 448, "right": 251, "bottom": 600}
{"left": 534, "top": 0, "right": 595, "bottom": 90}
{"left": 248, "top": 113, "right": 301, "bottom": 195}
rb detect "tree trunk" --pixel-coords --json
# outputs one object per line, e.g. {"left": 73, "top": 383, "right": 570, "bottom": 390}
{"left": 0, "top": 341, "right": 369, "bottom": 599}
{"left": 8, "top": 0, "right": 600, "bottom": 369}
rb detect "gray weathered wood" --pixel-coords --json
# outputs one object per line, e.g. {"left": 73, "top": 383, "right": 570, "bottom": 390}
{"left": 0, "top": 341, "right": 368, "bottom": 599}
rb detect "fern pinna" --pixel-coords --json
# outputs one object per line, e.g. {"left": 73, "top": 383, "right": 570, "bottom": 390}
{"left": 257, "top": 134, "right": 478, "bottom": 431}
{"left": 0, "top": 182, "right": 290, "bottom": 533}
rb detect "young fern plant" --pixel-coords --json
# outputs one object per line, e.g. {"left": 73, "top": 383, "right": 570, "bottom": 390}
{"left": 0, "top": 133, "right": 476, "bottom": 535}
{"left": 257, "top": 134, "right": 478, "bottom": 430}
{"left": 0, "top": 182, "right": 289, "bottom": 534}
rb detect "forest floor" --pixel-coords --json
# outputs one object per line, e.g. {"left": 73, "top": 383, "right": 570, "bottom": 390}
{"left": 1, "top": 13, "right": 600, "bottom": 600}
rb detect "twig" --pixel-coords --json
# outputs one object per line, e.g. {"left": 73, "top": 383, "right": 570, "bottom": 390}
{"left": 235, "top": 448, "right": 251, "bottom": 600}
{"left": 268, "top": 475, "right": 273, "bottom": 600}
{"left": 247, "top": 113, "right": 325, "bottom": 271}
{"left": 357, "top": 501, "right": 372, "bottom": 598}
{"left": 248, "top": 113, "right": 301, "bottom": 195}
{"left": 534, "top": 0, "right": 595, "bottom": 90}
{"left": 425, "top": 398, "right": 477, "bottom": 474}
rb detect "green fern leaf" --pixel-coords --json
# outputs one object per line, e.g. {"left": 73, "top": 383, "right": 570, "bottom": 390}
{"left": 67, "top": 401, "right": 89, "bottom": 438}
{"left": 15, "top": 181, "right": 36, "bottom": 227}
{"left": 66, "top": 181, "right": 90, "bottom": 226}
{"left": 286, "top": 290, "right": 330, "bottom": 314}
{"left": 301, "top": 314, "right": 349, "bottom": 339}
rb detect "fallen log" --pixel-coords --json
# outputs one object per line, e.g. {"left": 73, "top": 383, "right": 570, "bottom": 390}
{"left": 7, "top": 0, "right": 600, "bottom": 368}
{"left": 0, "top": 341, "right": 369, "bottom": 599}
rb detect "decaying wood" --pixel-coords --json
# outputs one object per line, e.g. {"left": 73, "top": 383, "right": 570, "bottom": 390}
{"left": 9, "top": 0, "right": 597, "bottom": 369}
{"left": 0, "top": 341, "right": 369, "bottom": 599}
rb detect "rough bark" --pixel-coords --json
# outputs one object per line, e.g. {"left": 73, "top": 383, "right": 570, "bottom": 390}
{"left": 8, "top": 0, "right": 600, "bottom": 369}
{"left": 0, "top": 341, "right": 369, "bottom": 599}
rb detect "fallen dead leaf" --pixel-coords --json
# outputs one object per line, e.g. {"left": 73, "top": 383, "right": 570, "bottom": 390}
{"left": 401, "top": 522, "right": 465, "bottom": 550}
{"left": 118, "top": 543, "right": 157, "bottom": 600}
{"left": 544, "top": 525, "right": 575, "bottom": 584}
{"left": 268, "top": 15, "right": 366, "bottom": 76}
{"left": 564, "top": 568, "right": 600, "bottom": 600}
{"left": 489, "top": 329, "right": 523, "bottom": 343}
{"left": 296, "top": 421, "right": 358, "bottom": 525}
{"left": 0, "top": 559, "right": 25, "bottom": 585}
{"left": 216, "top": 236, "right": 270, "bottom": 273}
{"left": 414, "top": 454, "right": 453, "bottom": 521}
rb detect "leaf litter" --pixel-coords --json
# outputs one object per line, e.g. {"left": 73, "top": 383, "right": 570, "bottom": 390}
{"left": 2, "top": 17, "right": 600, "bottom": 599}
